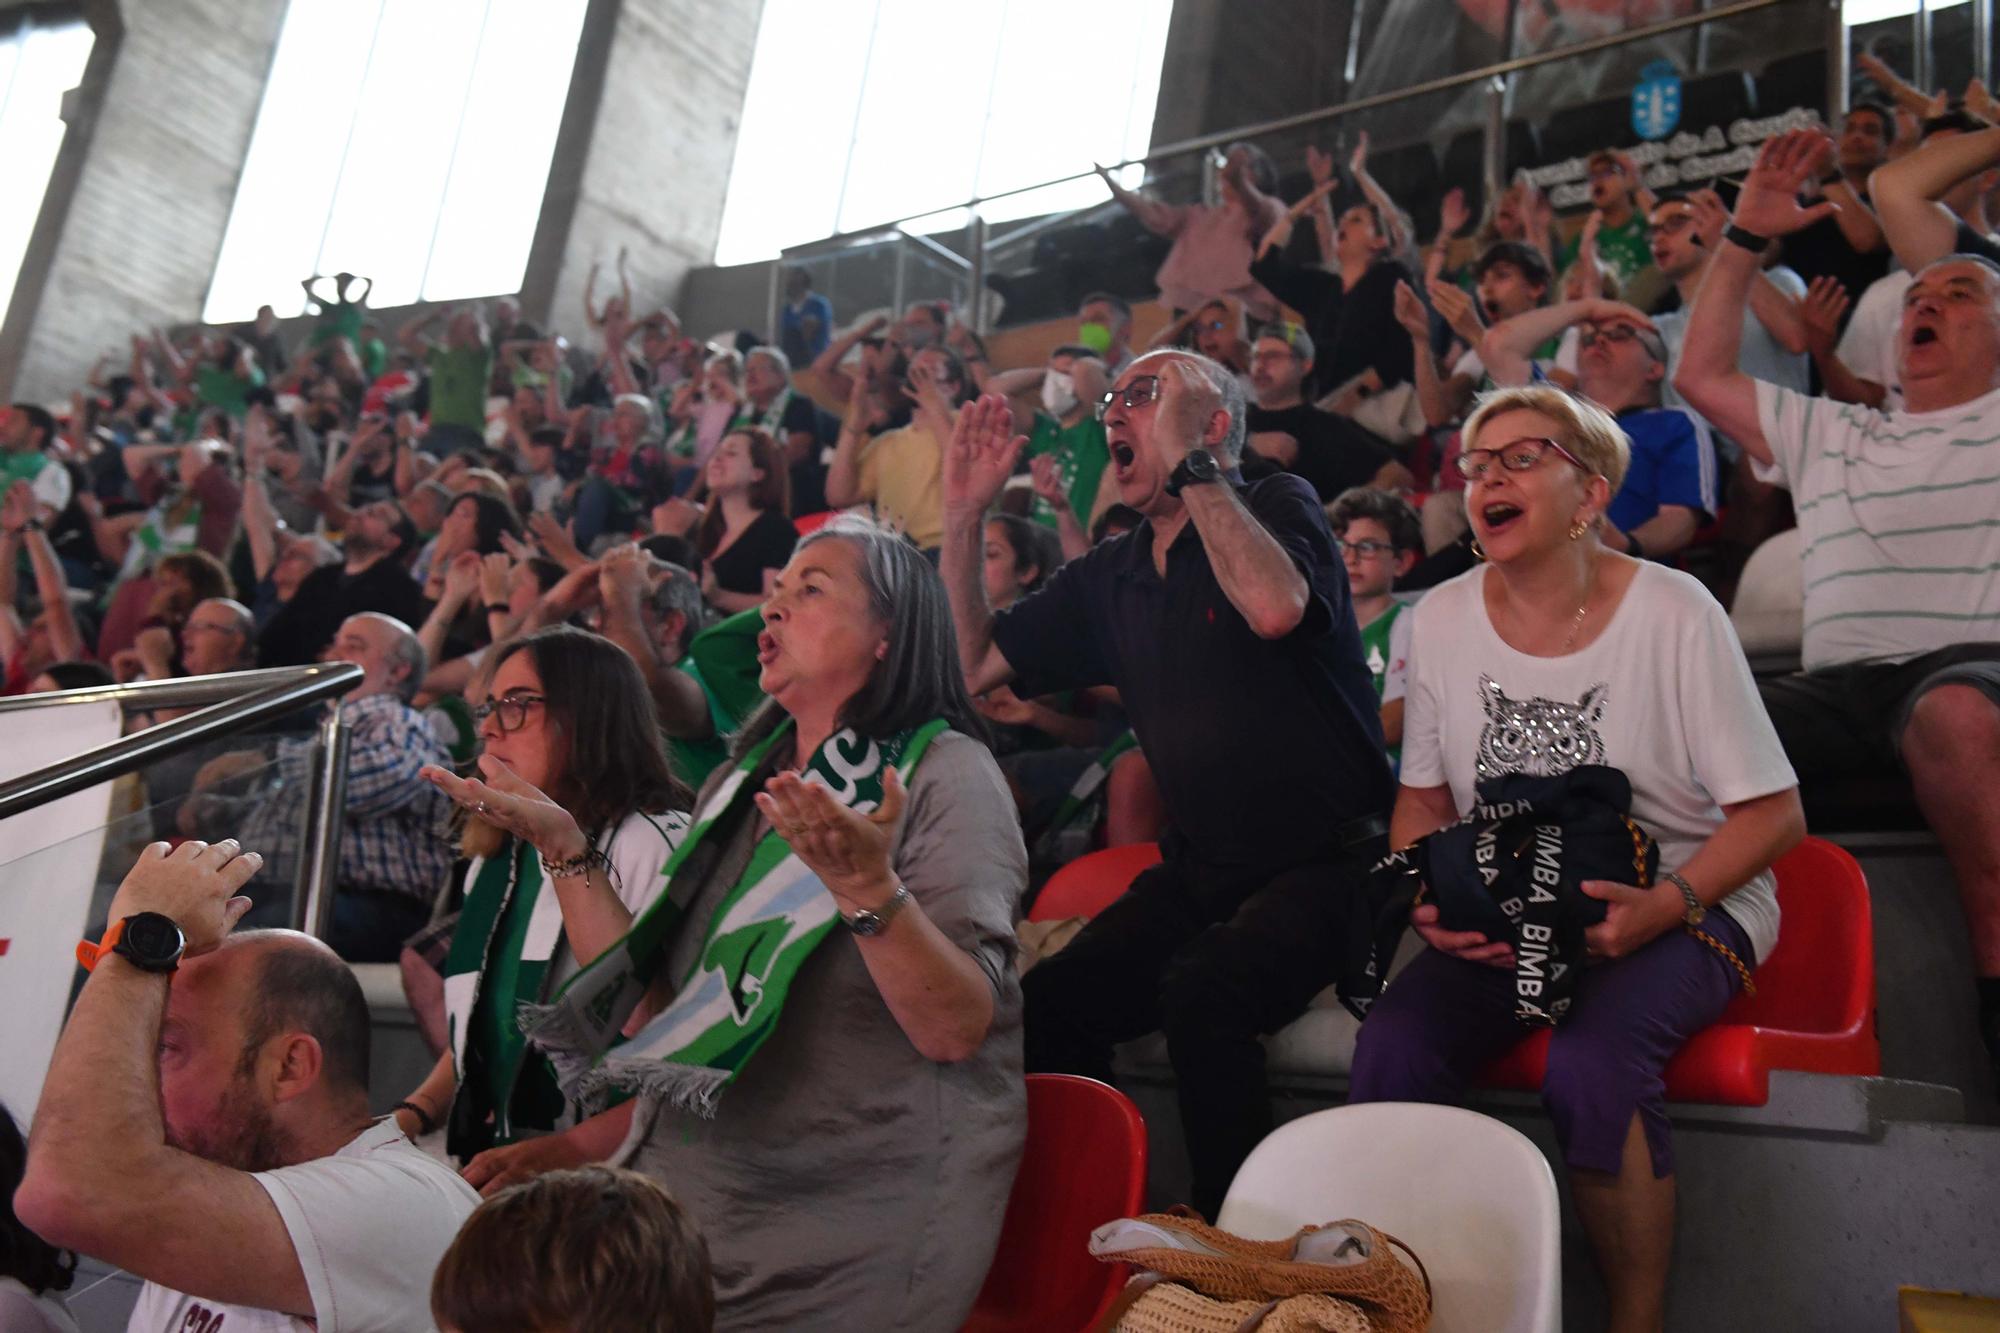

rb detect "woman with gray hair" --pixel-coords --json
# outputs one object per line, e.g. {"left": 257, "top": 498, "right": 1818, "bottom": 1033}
{"left": 456, "top": 516, "right": 1027, "bottom": 1327}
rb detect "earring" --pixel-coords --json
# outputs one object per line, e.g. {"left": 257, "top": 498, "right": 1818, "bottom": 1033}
{"left": 1567, "top": 518, "right": 1590, "bottom": 541}
{"left": 1469, "top": 538, "right": 1486, "bottom": 561}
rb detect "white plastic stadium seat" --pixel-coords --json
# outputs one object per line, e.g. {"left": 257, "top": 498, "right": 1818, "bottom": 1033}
{"left": 1729, "top": 526, "right": 1804, "bottom": 660}
{"left": 1216, "top": 1102, "right": 1561, "bottom": 1333}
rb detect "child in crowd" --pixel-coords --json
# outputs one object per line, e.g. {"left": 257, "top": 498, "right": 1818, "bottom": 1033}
{"left": 1327, "top": 486, "right": 1421, "bottom": 764}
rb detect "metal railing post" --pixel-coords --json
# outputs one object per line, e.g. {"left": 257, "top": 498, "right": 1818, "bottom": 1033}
{"left": 1829, "top": 0, "right": 1850, "bottom": 127}
{"left": 891, "top": 235, "right": 907, "bottom": 317}
{"left": 1915, "top": 0, "right": 1931, "bottom": 99}
{"left": 1483, "top": 76, "right": 1507, "bottom": 203}
{"left": 1976, "top": 0, "right": 1992, "bottom": 89}
{"left": 966, "top": 212, "right": 988, "bottom": 333}
{"left": 292, "top": 711, "right": 350, "bottom": 939}
{"left": 765, "top": 258, "right": 782, "bottom": 346}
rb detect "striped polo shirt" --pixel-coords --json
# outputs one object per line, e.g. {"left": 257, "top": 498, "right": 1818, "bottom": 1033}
{"left": 1754, "top": 381, "right": 2000, "bottom": 671}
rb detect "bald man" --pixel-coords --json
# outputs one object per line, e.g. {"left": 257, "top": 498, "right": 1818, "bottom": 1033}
{"left": 19, "top": 841, "right": 476, "bottom": 1330}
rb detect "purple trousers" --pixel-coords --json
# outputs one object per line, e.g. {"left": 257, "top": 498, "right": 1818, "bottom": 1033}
{"left": 1347, "top": 908, "right": 1753, "bottom": 1177}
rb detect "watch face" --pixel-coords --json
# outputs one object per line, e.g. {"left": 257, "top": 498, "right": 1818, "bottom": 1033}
{"left": 121, "top": 913, "right": 184, "bottom": 965}
{"left": 848, "top": 910, "right": 884, "bottom": 937}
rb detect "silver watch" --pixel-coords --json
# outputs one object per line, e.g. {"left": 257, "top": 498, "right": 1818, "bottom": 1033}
{"left": 845, "top": 883, "right": 912, "bottom": 937}
{"left": 1665, "top": 871, "right": 1705, "bottom": 925}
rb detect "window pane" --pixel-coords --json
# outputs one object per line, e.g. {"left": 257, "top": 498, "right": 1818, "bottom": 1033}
{"left": 204, "top": 0, "right": 382, "bottom": 323}
{"left": 420, "top": 0, "right": 588, "bottom": 302}
{"left": 206, "top": 0, "right": 587, "bottom": 324}
{"left": 716, "top": 0, "right": 1171, "bottom": 264}
{"left": 0, "top": 21, "right": 94, "bottom": 328}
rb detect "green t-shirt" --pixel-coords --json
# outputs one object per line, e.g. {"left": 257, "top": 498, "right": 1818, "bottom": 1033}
{"left": 1024, "top": 412, "right": 1110, "bottom": 531}
{"left": 311, "top": 299, "right": 366, "bottom": 348}
{"left": 1558, "top": 212, "right": 1653, "bottom": 290}
{"left": 427, "top": 343, "right": 495, "bottom": 431}
{"left": 666, "top": 655, "right": 735, "bottom": 790}
{"left": 1358, "top": 600, "right": 1410, "bottom": 765}
{"left": 686, "top": 607, "right": 768, "bottom": 737}
{"left": 194, "top": 364, "right": 265, "bottom": 419}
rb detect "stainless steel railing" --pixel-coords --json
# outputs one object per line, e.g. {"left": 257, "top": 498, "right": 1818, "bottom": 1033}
{"left": 0, "top": 663, "right": 364, "bottom": 937}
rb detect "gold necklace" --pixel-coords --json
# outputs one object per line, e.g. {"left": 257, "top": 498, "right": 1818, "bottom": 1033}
{"left": 1559, "top": 559, "right": 1598, "bottom": 653}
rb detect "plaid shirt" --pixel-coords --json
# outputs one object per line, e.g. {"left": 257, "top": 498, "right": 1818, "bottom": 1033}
{"left": 242, "top": 692, "right": 456, "bottom": 903}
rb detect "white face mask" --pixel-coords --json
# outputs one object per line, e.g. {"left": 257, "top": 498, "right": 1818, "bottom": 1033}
{"left": 1041, "top": 369, "right": 1078, "bottom": 418}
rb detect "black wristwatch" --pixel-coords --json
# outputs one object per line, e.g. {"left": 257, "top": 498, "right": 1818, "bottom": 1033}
{"left": 1165, "top": 448, "right": 1223, "bottom": 497}
{"left": 1722, "top": 223, "right": 1770, "bottom": 253}
{"left": 111, "top": 912, "right": 186, "bottom": 973}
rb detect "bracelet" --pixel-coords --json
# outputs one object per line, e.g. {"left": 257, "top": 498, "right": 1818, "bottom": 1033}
{"left": 1722, "top": 223, "right": 1770, "bottom": 253}
{"left": 484, "top": 601, "right": 509, "bottom": 613}
{"left": 539, "top": 845, "right": 609, "bottom": 879}
{"left": 393, "top": 1099, "right": 437, "bottom": 1135}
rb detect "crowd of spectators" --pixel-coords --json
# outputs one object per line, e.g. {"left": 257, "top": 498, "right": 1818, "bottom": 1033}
{"left": 4, "top": 46, "right": 2000, "bottom": 1333}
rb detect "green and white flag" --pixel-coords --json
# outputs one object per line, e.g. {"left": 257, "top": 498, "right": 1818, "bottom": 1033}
{"left": 525, "top": 715, "right": 949, "bottom": 1118}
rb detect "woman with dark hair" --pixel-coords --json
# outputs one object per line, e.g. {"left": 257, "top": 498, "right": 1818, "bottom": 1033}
{"left": 421, "top": 491, "right": 523, "bottom": 599}
{"left": 0, "top": 1107, "right": 78, "bottom": 1332}
{"left": 391, "top": 625, "right": 693, "bottom": 1163}
{"left": 982, "top": 513, "right": 1058, "bottom": 609}
{"left": 693, "top": 427, "right": 793, "bottom": 614}
{"left": 456, "top": 517, "right": 1028, "bottom": 1327}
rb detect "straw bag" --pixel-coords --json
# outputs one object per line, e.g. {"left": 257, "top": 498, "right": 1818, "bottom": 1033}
{"left": 1087, "top": 1209, "right": 1432, "bottom": 1333}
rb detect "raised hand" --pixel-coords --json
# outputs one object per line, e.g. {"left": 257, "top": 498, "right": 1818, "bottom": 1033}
{"left": 105, "top": 840, "right": 264, "bottom": 957}
{"left": 1437, "top": 185, "right": 1471, "bottom": 239}
{"left": 478, "top": 552, "right": 514, "bottom": 607}
{"left": 441, "top": 550, "right": 483, "bottom": 605}
{"left": 1028, "top": 452, "right": 1067, "bottom": 507}
{"left": 754, "top": 766, "right": 907, "bottom": 912}
{"left": 1151, "top": 358, "right": 1220, "bottom": 473}
{"left": 1306, "top": 144, "right": 1335, "bottom": 187}
{"left": 596, "top": 541, "right": 648, "bottom": 608}
{"left": 1392, "top": 280, "right": 1432, "bottom": 340}
{"left": 1689, "top": 188, "right": 1730, "bottom": 249}
{"left": 1798, "top": 275, "right": 1851, "bottom": 359}
{"left": 422, "top": 754, "right": 588, "bottom": 863}
{"left": 1968, "top": 77, "right": 2000, "bottom": 127}
{"left": 1731, "top": 128, "right": 1837, "bottom": 239}
{"left": 1, "top": 479, "right": 34, "bottom": 533}
{"left": 1348, "top": 130, "right": 1370, "bottom": 178}
{"left": 1427, "top": 277, "right": 1485, "bottom": 346}
{"left": 943, "top": 392, "right": 1025, "bottom": 520}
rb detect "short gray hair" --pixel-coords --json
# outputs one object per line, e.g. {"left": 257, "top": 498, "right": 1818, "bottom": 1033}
{"left": 648, "top": 561, "right": 709, "bottom": 657}
{"left": 734, "top": 516, "right": 979, "bottom": 755}
{"left": 745, "top": 345, "right": 792, "bottom": 379}
{"left": 351, "top": 612, "right": 428, "bottom": 702}
{"left": 1128, "top": 349, "right": 1248, "bottom": 462}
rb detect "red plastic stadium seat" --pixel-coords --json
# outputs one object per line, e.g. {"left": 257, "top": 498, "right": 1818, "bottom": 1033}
{"left": 1029, "top": 842, "right": 1162, "bottom": 923}
{"left": 1479, "top": 836, "right": 1879, "bottom": 1105}
{"left": 963, "top": 1074, "right": 1149, "bottom": 1333}
{"left": 793, "top": 510, "right": 835, "bottom": 535}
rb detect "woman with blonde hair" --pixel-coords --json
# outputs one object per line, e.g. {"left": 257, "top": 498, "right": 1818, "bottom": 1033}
{"left": 1347, "top": 383, "right": 1804, "bottom": 1333}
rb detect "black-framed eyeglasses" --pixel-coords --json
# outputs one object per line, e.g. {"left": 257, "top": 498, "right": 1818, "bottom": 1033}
{"left": 473, "top": 692, "right": 547, "bottom": 735}
{"left": 1453, "top": 436, "right": 1590, "bottom": 482}
{"left": 1336, "top": 538, "right": 1398, "bottom": 559}
{"left": 1096, "top": 375, "right": 1162, "bottom": 421}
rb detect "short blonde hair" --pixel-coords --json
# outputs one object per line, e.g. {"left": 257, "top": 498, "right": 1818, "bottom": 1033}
{"left": 1461, "top": 383, "right": 1630, "bottom": 498}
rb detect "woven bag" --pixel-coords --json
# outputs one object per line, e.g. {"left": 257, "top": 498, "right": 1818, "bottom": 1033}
{"left": 1089, "top": 1210, "right": 1432, "bottom": 1333}
{"left": 1098, "top": 1275, "right": 1375, "bottom": 1333}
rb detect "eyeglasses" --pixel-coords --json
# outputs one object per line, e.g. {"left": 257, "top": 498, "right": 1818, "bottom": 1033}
{"left": 1453, "top": 436, "right": 1590, "bottom": 482}
{"left": 1096, "top": 375, "right": 1162, "bottom": 420}
{"left": 1575, "top": 323, "right": 1644, "bottom": 348}
{"left": 1336, "top": 538, "right": 1398, "bottom": 559}
{"left": 472, "top": 692, "right": 547, "bottom": 735}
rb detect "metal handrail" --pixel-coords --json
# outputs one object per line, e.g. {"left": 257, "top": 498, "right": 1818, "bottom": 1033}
{"left": 0, "top": 664, "right": 363, "bottom": 821}
{"left": 783, "top": 0, "right": 1796, "bottom": 258}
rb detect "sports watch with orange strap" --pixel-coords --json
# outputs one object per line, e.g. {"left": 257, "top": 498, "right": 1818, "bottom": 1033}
{"left": 76, "top": 912, "right": 186, "bottom": 974}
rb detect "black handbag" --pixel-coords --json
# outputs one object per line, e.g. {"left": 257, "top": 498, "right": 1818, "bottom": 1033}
{"left": 1352, "top": 765, "right": 1658, "bottom": 1025}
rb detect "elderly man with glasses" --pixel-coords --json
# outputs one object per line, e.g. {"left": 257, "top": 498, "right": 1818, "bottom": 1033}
{"left": 1478, "top": 296, "right": 1716, "bottom": 562}
{"left": 184, "top": 612, "right": 452, "bottom": 962}
{"left": 942, "top": 350, "right": 1395, "bottom": 1217}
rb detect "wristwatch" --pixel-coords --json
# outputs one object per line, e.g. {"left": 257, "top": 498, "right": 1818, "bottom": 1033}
{"left": 76, "top": 911, "right": 186, "bottom": 973}
{"left": 1722, "top": 223, "right": 1770, "bottom": 253}
{"left": 1664, "top": 871, "right": 1705, "bottom": 926}
{"left": 1165, "top": 448, "right": 1223, "bottom": 497}
{"left": 845, "top": 883, "right": 913, "bottom": 937}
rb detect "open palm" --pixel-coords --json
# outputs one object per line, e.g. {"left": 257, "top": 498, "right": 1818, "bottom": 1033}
{"left": 1732, "top": 128, "right": 1837, "bottom": 239}
{"left": 944, "top": 392, "right": 1025, "bottom": 518}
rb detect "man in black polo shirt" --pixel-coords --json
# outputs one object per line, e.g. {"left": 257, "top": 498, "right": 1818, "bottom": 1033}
{"left": 942, "top": 350, "right": 1394, "bottom": 1215}
{"left": 258, "top": 498, "right": 426, "bottom": 666}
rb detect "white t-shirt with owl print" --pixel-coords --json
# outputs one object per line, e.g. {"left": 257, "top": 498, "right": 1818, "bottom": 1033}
{"left": 1400, "top": 561, "right": 1797, "bottom": 965}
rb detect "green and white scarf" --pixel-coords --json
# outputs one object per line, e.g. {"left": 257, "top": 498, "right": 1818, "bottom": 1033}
{"left": 524, "top": 715, "right": 949, "bottom": 1119}
{"left": 440, "top": 811, "right": 680, "bottom": 1155}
